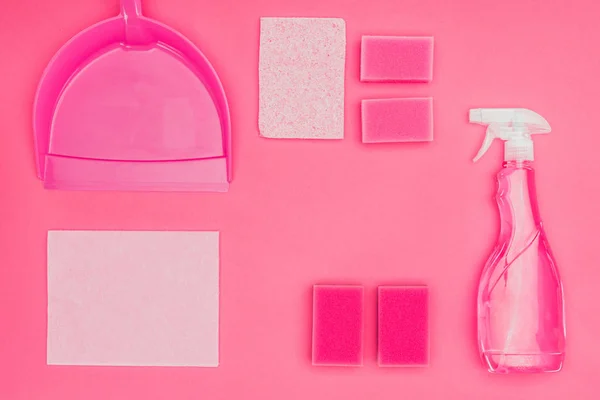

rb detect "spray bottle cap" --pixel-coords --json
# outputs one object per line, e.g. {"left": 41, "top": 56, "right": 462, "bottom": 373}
{"left": 469, "top": 108, "right": 551, "bottom": 162}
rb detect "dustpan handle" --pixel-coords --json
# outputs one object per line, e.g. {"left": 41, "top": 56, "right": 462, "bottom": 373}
{"left": 121, "top": 0, "right": 149, "bottom": 45}
{"left": 121, "top": 0, "right": 142, "bottom": 19}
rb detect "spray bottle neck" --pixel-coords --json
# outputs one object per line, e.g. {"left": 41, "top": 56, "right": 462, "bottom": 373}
{"left": 504, "top": 136, "right": 534, "bottom": 162}
{"left": 503, "top": 160, "right": 534, "bottom": 169}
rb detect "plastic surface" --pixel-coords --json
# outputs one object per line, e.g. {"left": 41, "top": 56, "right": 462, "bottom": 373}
{"left": 470, "top": 108, "right": 551, "bottom": 162}
{"left": 33, "top": 0, "right": 231, "bottom": 192}
{"left": 6, "top": 0, "right": 600, "bottom": 398}
{"left": 477, "top": 162, "right": 565, "bottom": 373}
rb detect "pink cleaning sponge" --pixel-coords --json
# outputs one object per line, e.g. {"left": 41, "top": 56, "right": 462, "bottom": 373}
{"left": 312, "top": 285, "right": 364, "bottom": 366}
{"left": 360, "top": 36, "right": 433, "bottom": 82}
{"left": 362, "top": 97, "right": 433, "bottom": 143}
{"left": 378, "top": 286, "right": 429, "bottom": 367}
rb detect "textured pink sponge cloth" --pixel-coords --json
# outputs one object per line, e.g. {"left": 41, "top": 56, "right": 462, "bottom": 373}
{"left": 361, "top": 36, "right": 433, "bottom": 82}
{"left": 259, "top": 18, "right": 346, "bottom": 139}
{"left": 362, "top": 97, "right": 433, "bottom": 143}
{"left": 312, "top": 285, "right": 364, "bottom": 366}
{"left": 378, "top": 286, "right": 429, "bottom": 366}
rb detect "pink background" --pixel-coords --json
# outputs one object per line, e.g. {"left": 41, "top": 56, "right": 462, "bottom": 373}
{"left": 0, "top": 0, "right": 599, "bottom": 398}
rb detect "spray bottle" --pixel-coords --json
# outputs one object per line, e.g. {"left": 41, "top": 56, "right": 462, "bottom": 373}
{"left": 470, "top": 108, "right": 565, "bottom": 373}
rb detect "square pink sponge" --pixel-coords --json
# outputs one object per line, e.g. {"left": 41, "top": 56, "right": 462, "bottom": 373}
{"left": 312, "top": 285, "right": 364, "bottom": 366}
{"left": 361, "top": 36, "right": 433, "bottom": 82}
{"left": 378, "top": 286, "right": 429, "bottom": 366}
{"left": 362, "top": 97, "right": 433, "bottom": 143}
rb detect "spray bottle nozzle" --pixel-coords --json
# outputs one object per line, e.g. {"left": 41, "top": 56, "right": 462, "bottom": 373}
{"left": 469, "top": 109, "right": 483, "bottom": 124}
{"left": 469, "top": 108, "right": 551, "bottom": 162}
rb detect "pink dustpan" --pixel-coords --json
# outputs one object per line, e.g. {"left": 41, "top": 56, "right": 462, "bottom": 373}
{"left": 34, "top": 0, "right": 231, "bottom": 192}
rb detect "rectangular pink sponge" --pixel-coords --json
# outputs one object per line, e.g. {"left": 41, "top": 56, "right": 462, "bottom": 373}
{"left": 362, "top": 97, "right": 433, "bottom": 143}
{"left": 312, "top": 285, "right": 364, "bottom": 366}
{"left": 361, "top": 36, "right": 433, "bottom": 82}
{"left": 378, "top": 286, "right": 429, "bottom": 366}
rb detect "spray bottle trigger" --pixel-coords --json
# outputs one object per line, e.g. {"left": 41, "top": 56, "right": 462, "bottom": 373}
{"left": 473, "top": 126, "right": 497, "bottom": 162}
